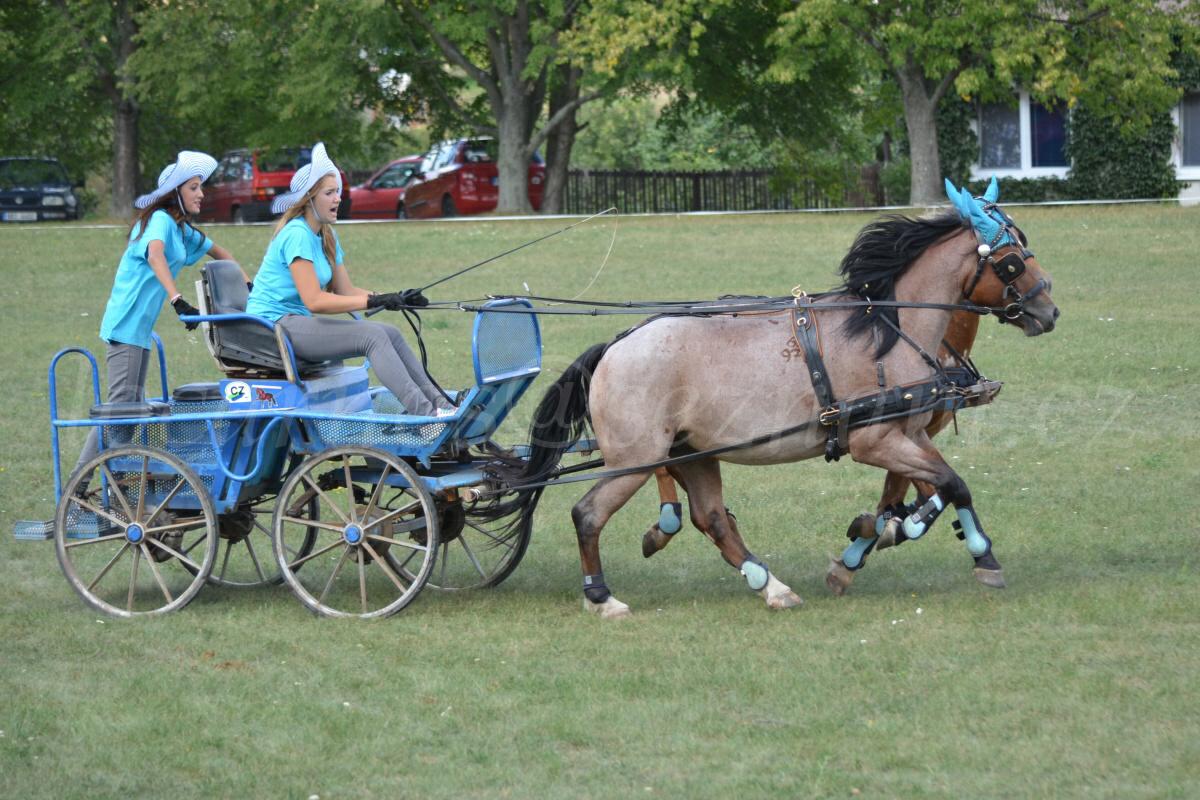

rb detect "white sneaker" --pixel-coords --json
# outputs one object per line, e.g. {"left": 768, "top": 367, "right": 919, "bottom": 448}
{"left": 435, "top": 406, "right": 458, "bottom": 418}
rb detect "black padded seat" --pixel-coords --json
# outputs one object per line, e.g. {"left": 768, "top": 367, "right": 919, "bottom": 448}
{"left": 89, "top": 401, "right": 170, "bottom": 419}
{"left": 203, "top": 260, "right": 336, "bottom": 375}
{"left": 171, "top": 382, "right": 223, "bottom": 403}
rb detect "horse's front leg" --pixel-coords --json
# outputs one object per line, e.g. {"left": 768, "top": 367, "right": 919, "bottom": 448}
{"left": 836, "top": 427, "right": 1004, "bottom": 591}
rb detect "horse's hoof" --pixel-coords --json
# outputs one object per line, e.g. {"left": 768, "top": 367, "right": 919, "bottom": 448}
{"left": 875, "top": 517, "right": 901, "bottom": 550}
{"left": 826, "top": 557, "right": 855, "bottom": 596}
{"left": 845, "top": 512, "right": 874, "bottom": 541}
{"left": 973, "top": 567, "right": 1006, "bottom": 588}
{"left": 761, "top": 574, "right": 803, "bottom": 609}
{"left": 584, "top": 596, "right": 632, "bottom": 619}
{"left": 642, "top": 525, "right": 666, "bottom": 559}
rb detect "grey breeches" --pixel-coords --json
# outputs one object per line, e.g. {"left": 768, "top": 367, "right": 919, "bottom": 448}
{"left": 73, "top": 341, "right": 152, "bottom": 477}
{"left": 278, "top": 315, "right": 447, "bottom": 416}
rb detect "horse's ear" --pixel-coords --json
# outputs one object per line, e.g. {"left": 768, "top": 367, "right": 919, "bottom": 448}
{"left": 945, "top": 179, "right": 969, "bottom": 220}
{"left": 966, "top": 193, "right": 1002, "bottom": 242}
{"left": 983, "top": 176, "right": 1000, "bottom": 203}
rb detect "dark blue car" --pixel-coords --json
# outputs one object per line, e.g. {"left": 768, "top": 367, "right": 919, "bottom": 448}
{"left": 0, "top": 157, "right": 81, "bottom": 222}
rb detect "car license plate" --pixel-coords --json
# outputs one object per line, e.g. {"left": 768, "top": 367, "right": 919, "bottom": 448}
{"left": 3, "top": 211, "right": 37, "bottom": 222}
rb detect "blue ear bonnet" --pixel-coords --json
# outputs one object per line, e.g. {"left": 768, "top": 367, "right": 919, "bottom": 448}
{"left": 944, "top": 177, "right": 1018, "bottom": 249}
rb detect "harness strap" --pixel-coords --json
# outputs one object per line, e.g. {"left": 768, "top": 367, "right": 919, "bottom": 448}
{"left": 792, "top": 308, "right": 835, "bottom": 409}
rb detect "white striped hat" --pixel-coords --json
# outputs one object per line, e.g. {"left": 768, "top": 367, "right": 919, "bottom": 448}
{"left": 271, "top": 142, "right": 342, "bottom": 215}
{"left": 134, "top": 151, "right": 218, "bottom": 209}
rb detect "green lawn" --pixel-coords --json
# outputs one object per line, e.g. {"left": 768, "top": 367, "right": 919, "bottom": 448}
{"left": 1, "top": 205, "right": 1198, "bottom": 798}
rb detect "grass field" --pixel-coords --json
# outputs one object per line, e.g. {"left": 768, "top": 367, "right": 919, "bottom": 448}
{"left": 1, "top": 204, "right": 1198, "bottom": 798}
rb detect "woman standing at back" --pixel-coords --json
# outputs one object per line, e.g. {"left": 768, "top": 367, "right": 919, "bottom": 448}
{"left": 246, "top": 142, "right": 453, "bottom": 417}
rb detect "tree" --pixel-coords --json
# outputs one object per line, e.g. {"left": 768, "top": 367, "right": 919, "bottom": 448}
{"left": 0, "top": 1, "right": 147, "bottom": 215}
{"left": 775, "top": 0, "right": 1183, "bottom": 205}
{"left": 398, "top": 0, "right": 622, "bottom": 213}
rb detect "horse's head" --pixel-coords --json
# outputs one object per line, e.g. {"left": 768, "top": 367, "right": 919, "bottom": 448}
{"left": 946, "top": 178, "right": 1059, "bottom": 336}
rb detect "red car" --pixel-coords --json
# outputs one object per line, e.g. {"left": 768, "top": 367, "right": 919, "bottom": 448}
{"left": 347, "top": 155, "right": 423, "bottom": 219}
{"left": 401, "top": 138, "right": 544, "bottom": 219}
{"left": 199, "top": 147, "right": 352, "bottom": 223}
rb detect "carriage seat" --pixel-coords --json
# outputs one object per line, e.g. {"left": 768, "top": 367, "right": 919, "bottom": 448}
{"left": 200, "top": 260, "right": 338, "bottom": 379}
{"left": 171, "top": 382, "right": 223, "bottom": 403}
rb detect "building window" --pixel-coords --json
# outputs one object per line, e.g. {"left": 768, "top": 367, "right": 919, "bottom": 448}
{"left": 979, "top": 103, "right": 1021, "bottom": 169}
{"left": 1183, "top": 91, "right": 1200, "bottom": 167}
{"left": 1031, "top": 101, "right": 1068, "bottom": 167}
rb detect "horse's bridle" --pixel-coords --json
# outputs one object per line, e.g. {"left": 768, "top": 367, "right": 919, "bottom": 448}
{"left": 962, "top": 206, "right": 1048, "bottom": 323}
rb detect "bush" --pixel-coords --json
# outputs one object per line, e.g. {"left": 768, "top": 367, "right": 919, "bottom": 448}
{"left": 967, "top": 176, "right": 1072, "bottom": 203}
{"left": 1064, "top": 105, "right": 1178, "bottom": 200}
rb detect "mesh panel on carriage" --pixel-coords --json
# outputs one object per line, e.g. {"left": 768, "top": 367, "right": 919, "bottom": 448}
{"left": 473, "top": 304, "right": 541, "bottom": 384}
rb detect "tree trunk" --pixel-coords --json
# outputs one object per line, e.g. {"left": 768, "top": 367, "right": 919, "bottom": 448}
{"left": 542, "top": 64, "right": 581, "bottom": 214}
{"left": 896, "top": 63, "right": 943, "bottom": 207}
{"left": 109, "top": 0, "right": 140, "bottom": 216}
{"left": 111, "top": 98, "right": 140, "bottom": 216}
{"left": 496, "top": 98, "right": 534, "bottom": 214}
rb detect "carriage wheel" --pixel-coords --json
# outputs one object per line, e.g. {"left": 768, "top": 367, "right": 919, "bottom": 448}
{"left": 272, "top": 446, "right": 439, "bottom": 619}
{"left": 389, "top": 502, "right": 532, "bottom": 591}
{"left": 200, "top": 493, "right": 319, "bottom": 589}
{"left": 54, "top": 446, "right": 217, "bottom": 618}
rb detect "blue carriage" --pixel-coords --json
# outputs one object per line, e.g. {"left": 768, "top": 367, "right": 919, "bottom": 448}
{"left": 33, "top": 261, "right": 544, "bottom": 618}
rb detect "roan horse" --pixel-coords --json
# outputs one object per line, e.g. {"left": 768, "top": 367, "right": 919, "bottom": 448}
{"left": 488, "top": 180, "right": 1059, "bottom": 617}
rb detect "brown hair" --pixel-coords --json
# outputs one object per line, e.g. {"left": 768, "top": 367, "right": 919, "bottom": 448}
{"left": 128, "top": 191, "right": 204, "bottom": 242}
{"left": 271, "top": 174, "right": 338, "bottom": 267}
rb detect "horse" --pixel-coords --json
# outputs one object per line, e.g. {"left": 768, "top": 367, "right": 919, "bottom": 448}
{"left": 644, "top": 304, "right": 990, "bottom": 591}
{"left": 487, "top": 179, "right": 1059, "bottom": 618}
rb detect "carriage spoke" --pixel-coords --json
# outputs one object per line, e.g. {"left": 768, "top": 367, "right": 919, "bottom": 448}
{"left": 219, "top": 540, "right": 234, "bottom": 580}
{"left": 146, "top": 536, "right": 203, "bottom": 572}
{"left": 139, "top": 543, "right": 174, "bottom": 604}
{"left": 127, "top": 544, "right": 141, "bottom": 612}
{"left": 368, "top": 534, "right": 427, "bottom": 553}
{"left": 286, "top": 539, "right": 343, "bottom": 570}
{"left": 143, "top": 517, "right": 207, "bottom": 535}
{"left": 281, "top": 515, "right": 344, "bottom": 534}
{"left": 456, "top": 535, "right": 488, "bottom": 579}
{"left": 68, "top": 496, "right": 129, "bottom": 530}
{"left": 361, "top": 540, "right": 408, "bottom": 592}
{"left": 143, "top": 478, "right": 187, "bottom": 528}
{"left": 63, "top": 531, "right": 127, "bottom": 549}
{"left": 99, "top": 463, "right": 135, "bottom": 521}
{"left": 343, "top": 456, "right": 358, "bottom": 523}
{"left": 363, "top": 464, "right": 392, "bottom": 521}
{"left": 302, "top": 474, "right": 351, "bottom": 525}
{"left": 243, "top": 536, "right": 268, "bottom": 582}
{"left": 464, "top": 519, "right": 517, "bottom": 552}
{"left": 438, "top": 543, "right": 449, "bottom": 586}
{"left": 363, "top": 499, "right": 422, "bottom": 531}
{"left": 358, "top": 551, "right": 367, "bottom": 613}
{"left": 86, "top": 542, "right": 131, "bottom": 591}
{"left": 286, "top": 488, "right": 318, "bottom": 517}
{"left": 135, "top": 455, "right": 149, "bottom": 521}
{"left": 318, "top": 546, "right": 352, "bottom": 607}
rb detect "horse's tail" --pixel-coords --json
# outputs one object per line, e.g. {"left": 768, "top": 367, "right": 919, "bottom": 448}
{"left": 474, "top": 342, "right": 609, "bottom": 529}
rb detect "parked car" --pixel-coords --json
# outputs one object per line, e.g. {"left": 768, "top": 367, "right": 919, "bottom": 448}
{"left": 348, "top": 155, "right": 423, "bottom": 219}
{"left": 198, "top": 147, "right": 352, "bottom": 223}
{"left": 0, "top": 157, "right": 81, "bottom": 222}
{"left": 401, "top": 138, "right": 544, "bottom": 219}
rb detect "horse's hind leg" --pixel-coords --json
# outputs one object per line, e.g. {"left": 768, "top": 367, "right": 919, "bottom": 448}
{"left": 829, "top": 472, "right": 929, "bottom": 595}
{"left": 571, "top": 472, "right": 653, "bottom": 619}
{"left": 642, "top": 467, "right": 684, "bottom": 558}
{"left": 847, "top": 427, "right": 1005, "bottom": 588}
{"left": 673, "top": 459, "right": 802, "bottom": 610}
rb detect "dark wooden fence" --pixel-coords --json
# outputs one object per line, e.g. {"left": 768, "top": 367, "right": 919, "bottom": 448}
{"left": 561, "top": 167, "right": 883, "bottom": 215}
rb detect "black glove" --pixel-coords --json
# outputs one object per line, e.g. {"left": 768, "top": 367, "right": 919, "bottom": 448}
{"left": 246, "top": 281, "right": 254, "bottom": 293}
{"left": 399, "top": 288, "right": 429, "bottom": 307}
{"left": 172, "top": 296, "right": 201, "bottom": 330}
{"left": 366, "top": 292, "right": 406, "bottom": 311}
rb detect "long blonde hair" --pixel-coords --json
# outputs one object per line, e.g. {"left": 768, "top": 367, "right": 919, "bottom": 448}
{"left": 272, "top": 174, "right": 338, "bottom": 267}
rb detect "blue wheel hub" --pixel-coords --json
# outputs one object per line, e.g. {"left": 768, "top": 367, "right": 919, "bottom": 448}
{"left": 343, "top": 524, "right": 364, "bottom": 545}
{"left": 126, "top": 524, "right": 144, "bottom": 543}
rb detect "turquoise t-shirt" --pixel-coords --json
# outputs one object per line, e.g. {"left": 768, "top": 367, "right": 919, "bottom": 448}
{"left": 245, "top": 218, "right": 345, "bottom": 322}
{"left": 99, "top": 210, "right": 213, "bottom": 349}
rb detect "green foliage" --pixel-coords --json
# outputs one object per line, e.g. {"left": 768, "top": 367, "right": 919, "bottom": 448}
{"left": 966, "top": 176, "right": 1072, "bottom": 203}
{"left": 1064, "top": 105, "right": 1178, "bottom": 201}
{"left": 572, "top": 95, "right": 775, "bottom": 170}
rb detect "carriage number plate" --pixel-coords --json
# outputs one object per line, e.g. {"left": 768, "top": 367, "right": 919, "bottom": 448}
{"left": 3, "top": 211, "right": 37, "bottom": 222}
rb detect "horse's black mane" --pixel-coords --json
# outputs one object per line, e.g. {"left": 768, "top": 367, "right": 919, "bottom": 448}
{"left": 837, "top": 211, "right": 966, "bottom": 357}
